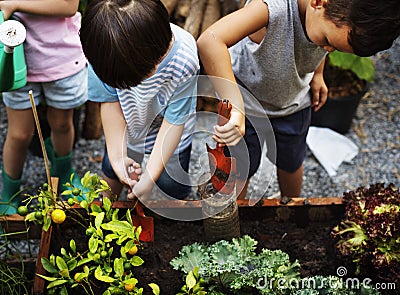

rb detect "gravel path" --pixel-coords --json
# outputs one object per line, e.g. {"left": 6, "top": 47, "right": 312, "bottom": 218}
{"left": 0, "top": 39, "right": 399, "bottom": 201}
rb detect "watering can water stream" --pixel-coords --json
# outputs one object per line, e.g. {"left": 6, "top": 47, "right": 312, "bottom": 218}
{"left": 0, "top": 12, "right": 27, "bottom": 92}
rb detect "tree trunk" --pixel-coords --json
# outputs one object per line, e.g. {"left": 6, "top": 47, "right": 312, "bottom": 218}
{"left": 161, "top": 0, "right": 180, "bottom": 16}
{"left": 200, "top": 0, "right": 221, "bottom": 33}
{"left": 184, "top": 0, "right": 207, "bottom": 39}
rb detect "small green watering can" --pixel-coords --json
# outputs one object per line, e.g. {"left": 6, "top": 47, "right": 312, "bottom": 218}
{"left": 0, "top": 11, "right": 27, "bottom": 92}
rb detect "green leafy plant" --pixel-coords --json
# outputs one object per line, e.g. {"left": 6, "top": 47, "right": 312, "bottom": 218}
{"left": 0, "top": 260, "right": 30, "bottom": 295}
{"left": 20, "top": 172, "right": 159, "bottom": 295}
{"left": 327, "top": 51, "right": 375, "bottom": 83}
{"left": 171, "top": 236, "right": 381, "bottom": 295}
{"left": 177, "top": 267, "right": 207, "bottom": 295}
{"left": 324, "top": 51, "right": 375, "bottom": 99}
{"left": 171, "top": 235, "right": 302, "bottom": 294}
{"left": 331, "top": 183, "right": 400, "bottom": 283}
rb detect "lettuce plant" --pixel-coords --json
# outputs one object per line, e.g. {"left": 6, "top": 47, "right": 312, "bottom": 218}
{"left": 331, "top": 183, "right": 400, "bottom": 282}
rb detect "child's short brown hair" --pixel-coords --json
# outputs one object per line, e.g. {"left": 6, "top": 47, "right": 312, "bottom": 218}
{"left": 80, "top": 0, "right": 172, "bottom": 88}
{"left": 325, "top": 0, "right": 399, "bottom": 56}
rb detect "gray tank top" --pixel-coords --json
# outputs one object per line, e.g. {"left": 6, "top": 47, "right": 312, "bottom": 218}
{"left": 229, "top": 0, "right": 327, "bottom": 118}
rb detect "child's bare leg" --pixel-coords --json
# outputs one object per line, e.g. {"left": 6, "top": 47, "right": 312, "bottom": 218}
{"left": 102, "top": 173, "right": 123, "bottom": 196}
{"left": 47, "top": 107, "right": 74, "bottom": 156}
{"left": 277, "top": 165, "right": 303, "bottom": 197}
{"left": 3, "top": 108, "right": 35, "bottom": 178}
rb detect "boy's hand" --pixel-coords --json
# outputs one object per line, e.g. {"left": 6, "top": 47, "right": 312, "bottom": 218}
{"left": 310, "top": 73, "right": 328, "bottom": 112}
{"left": 114, "top": 158, "right": 142, "bottom": 188}
{"left": 212, "top": 109, "right": 245, "bottom": 146}
{"left": 127, "top": 173, "right": 154, "bottom": 201}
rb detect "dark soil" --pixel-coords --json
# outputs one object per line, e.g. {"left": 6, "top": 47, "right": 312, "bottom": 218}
{"left": 133, "top": 206, "right": 345, "bottom": 294}
{"left": 47, "top": 205, "right": 396, "bottom": 294}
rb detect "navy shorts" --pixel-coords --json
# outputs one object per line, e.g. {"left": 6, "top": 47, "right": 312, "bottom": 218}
{"left": 102, "top": 144, "right": 192, "bottom": 199}
{"left": 225, "top": 107, "right": 311, "bottom": 179}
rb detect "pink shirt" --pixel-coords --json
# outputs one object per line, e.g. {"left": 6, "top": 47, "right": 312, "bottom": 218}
{"left": 14, "top": 12, "right": 87, "bottom": 82}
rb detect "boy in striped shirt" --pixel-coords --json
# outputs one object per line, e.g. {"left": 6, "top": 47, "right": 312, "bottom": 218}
{"left": 80, "top": 0, "right": 200, "bottom": 201}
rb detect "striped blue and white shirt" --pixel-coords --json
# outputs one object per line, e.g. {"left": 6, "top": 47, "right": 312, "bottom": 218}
{"left": 88, "top": 24, "right": 200, "bottom": 154}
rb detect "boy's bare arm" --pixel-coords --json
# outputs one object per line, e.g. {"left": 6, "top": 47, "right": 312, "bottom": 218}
{"left": 0, "top": 0, "right": 79, "bottom": 20}
{"left": 197, "top": 0, "right": 269, "bottom": 146}
{"left": 310, "top": 57, "right": 328, "bottom": 112}
{"left": 100, "top": 102, "right": 138, "bottom": 189}
{"left": 129, "top": 119, "right": 184, "bottom": 200}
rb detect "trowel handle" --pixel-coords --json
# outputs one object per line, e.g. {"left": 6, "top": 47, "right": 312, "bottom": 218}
{"left": 217, "top": 99, "right": 232, "bottom": 126}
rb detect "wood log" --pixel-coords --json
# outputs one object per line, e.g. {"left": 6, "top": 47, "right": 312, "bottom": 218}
{"left": 161, "top": 0, "right": 180, "bottom": 15}
{"left": 82, "top": 101, "right": 103, "bottom": 140}
{"left": 184, "top": 0, "right": 207, "bottom": 39}
{"left": 174, "top": 0, "right": 192, "bottom": 27}
{"left": 220, "top": 0, "right": 238, "bottom": 17}
{"left": 238, "top": 0, "right": 247, "bottom": 9}
{"left": 200, "top": 0, "right": 221, "bottom": 33}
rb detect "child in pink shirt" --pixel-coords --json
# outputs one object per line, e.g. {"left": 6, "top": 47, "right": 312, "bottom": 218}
{"left": 0, "top": 0, "right": 87, "bottom": 214}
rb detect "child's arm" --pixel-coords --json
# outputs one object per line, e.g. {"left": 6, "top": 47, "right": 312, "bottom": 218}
{"left": 100, "top": 102, "right": 141, "bottom": 189}
{"left": 128, "top": 119, "right": 185, "bottom": 200}
{"left": 197, "top": 0, "right": 269, "bottom": 146}
{"left": 310, "top": 57, "right": 328, "bottom": 112}
{"left": 0, "top": 0, "right": 79, "bottom": 20}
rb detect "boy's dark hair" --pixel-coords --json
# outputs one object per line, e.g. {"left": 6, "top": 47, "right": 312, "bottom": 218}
{"left": 80, "top": 0, "right": 172, "bottom": 88}
{"left": 325, "top": 0, "right": 400, "bottom": 57}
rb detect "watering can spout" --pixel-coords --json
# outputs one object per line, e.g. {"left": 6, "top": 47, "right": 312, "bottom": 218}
{"left": 0, "top": 16, "right": 27, "bottom": 92}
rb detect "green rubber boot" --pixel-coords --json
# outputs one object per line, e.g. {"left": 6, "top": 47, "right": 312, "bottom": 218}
{"left": 44, "top": 138, "right": 83, "bottom": 199}
{"left": 0, "top": 166, "right": 22, "bottom": 215}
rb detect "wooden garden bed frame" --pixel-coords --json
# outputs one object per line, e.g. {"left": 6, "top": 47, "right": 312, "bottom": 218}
{"left": 1, "top": 196, "right": 345, "bottom": 294}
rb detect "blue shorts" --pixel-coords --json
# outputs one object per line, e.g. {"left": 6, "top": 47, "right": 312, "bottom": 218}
{"left": 102, "top": 145, "right": 192, "bottom": 200}
{"left": 2, "top": 65, "right": 88, "bottom": 110}
{"left": 225, "top": 107, "right": 311, "bottom": 179}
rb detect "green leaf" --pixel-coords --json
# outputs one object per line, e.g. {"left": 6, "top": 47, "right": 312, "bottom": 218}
{"left": 56, "top": 256, "right": 68, "bottom": 271}
{"left": 130, "top": 256, "right": 144, "bottom": 266}
{"left": 103, "top": 197, "right": 112, "bottom": 213}
{"left": 149, "top": 283, "right": 160, "bottom": 295}
{"left": 101, "top": 220, "right": 134, "bottom": 235}
{"left": 36, "top": 274, "right": 59, "bottom": 282}
{"left": 186, "top": 271, "right": 197, "bottom": 289}
{"left": 95, "top": 212, "right": 105, "bottom": 229}
{"left": 89, "top": 236, "right": 99, "bottom": 253}
{"left": 59, "top": 268, "right": 70, "bottom": 278}
{"left": 77, "top": 258, "right": 92, "bottom": 267}
{"left": 47, "top": 279, "right": 68, "bottom": 289}
{"left": 61, "top": 190, "right": 73, "bottom": 196}
{"left": 104, "top": 234, "right": 118, "bottom": 242}
{"left": 91, "top": 203, "right": 102, "bottom": 213}
{"left": 43, "top": 216, "right": 52, "bottom": 232}
{"left": 114, "top": 258, "right": 124, "bottom": 277}
{"left": 41, "top": 257, "right": 58, "bottom": 274}
{"left": 67, "top": 258, "right": 77, "bottom": 271}
{"left": 60, "top": 285, "right": 68, "bottom": 295}
{"left": 95, "top": 266, "right": 115, "bottom": 283}
{"left": 123, "top": 278, "right": 138, "bottom": 285}
{"left": 70, "top": 240, "right": 76, "bottom": 254}
{"left": 126, "top": 209, "right": 133, "bottom": 225}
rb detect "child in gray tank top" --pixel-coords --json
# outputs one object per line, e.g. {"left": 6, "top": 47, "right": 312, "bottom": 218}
{"left": 197, "top": 0, "right": 399, "bottom": 199}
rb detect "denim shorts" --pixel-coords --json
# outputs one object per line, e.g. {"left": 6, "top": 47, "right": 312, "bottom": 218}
{"left": 102, "top": 144, "right": 192, "bottom": 200}
{"left": 2, "top": 65, "right": 88, "bottom": 110}
{"left": 225, "top": 107, "right": 311, "bottom": 179}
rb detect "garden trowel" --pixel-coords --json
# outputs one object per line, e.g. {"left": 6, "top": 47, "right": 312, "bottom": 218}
{"left": 206, "top": 99, "right": 237, "bottom": 194}
{"left": 129, "top": 170, "right": 154, "bottom": 242}
{"left": 132, "top": 200, "right": 154, "bottom": 243}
